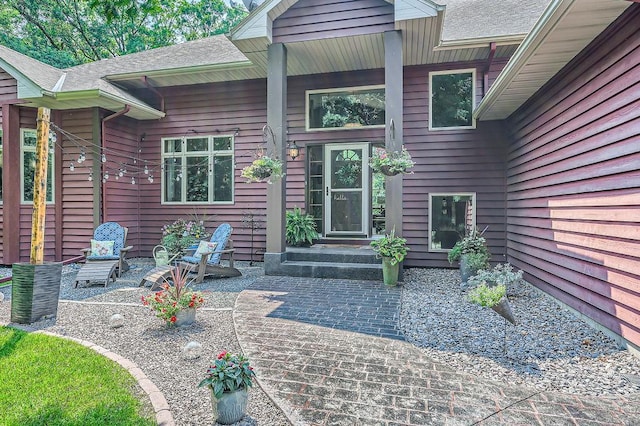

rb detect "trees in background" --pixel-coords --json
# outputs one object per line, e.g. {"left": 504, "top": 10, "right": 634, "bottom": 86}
{"left": 0, "top": 0, "right": 247, "bottom": 68}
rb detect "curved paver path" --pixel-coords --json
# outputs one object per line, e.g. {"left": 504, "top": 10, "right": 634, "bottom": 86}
{"left": 234, "top": 276, "right": 640, "bottom": 425}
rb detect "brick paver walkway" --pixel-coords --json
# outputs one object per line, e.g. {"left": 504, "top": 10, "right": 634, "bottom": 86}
{"left": 234, "top": 276, "right": 640, "bottom": 425}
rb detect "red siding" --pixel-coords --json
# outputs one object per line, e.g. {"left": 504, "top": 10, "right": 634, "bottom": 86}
{"left": 0, "top": 69, "right": 18, "bottom": 264}
{"left": 273, "top": 0, "right": 394, "bottom": 44}
{"left": 506, "top": 6, "right": 640, "bottom": 347}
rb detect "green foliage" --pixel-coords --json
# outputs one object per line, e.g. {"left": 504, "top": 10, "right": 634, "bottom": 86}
{"left": 447, "top": 229, "right": 490, "bottom": 264}
{"left": 199, "top": 351, "right": 257, "bottom": 399}
{"left": 431, "top": 72, "right": 474, "bottom": 128}
{"left": 0, "top": 0, "right": 248, "bottom": 68}
{"left": 369, "top": 146, "right": 415, "bottom": 175}
{"left": 468, "top": 263, "right": 524, "bottom": 288}
{"left": 319, "top": 90, "right": 385, "bottom": 128}
{"left": 286, "top": 207, "right": 318, "bottom": 246}
{"left": 464, "top": 252, "right": 490, "bottom": 272}
{"left": 370, "top": 229, "right": 409, "bottom": 265}
{"left": 0, "top": 326, "right": 155, "bottom": 425}
{"left": 161, "top": 217, "right": 210, "bottom": 255}
{"left": 240, "top": 155, "right": 284, "bottom": 183}
{"left": 467, "top": 282, "right": 506, "bottom": 307}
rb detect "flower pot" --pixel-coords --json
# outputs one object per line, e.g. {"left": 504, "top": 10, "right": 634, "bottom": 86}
{"left": 490, "top": 297, "right": 517, "bottom": 325}
{"left": 459, "top": 254, "right": 482, "bottom": 288}
{"left": 381, "top": 257, "right": 400, "bottom": 286}
{"left": 170, "top": 307, "right": 196, "bottom": 327}
{"left": 379, "top": 165, "right": 402, "bottom": 176}
{"left": 11, "top": 262, "right": 62, "bottom": 324}
{"left": 212, "top": 388, "right": 248, "bottom": 425}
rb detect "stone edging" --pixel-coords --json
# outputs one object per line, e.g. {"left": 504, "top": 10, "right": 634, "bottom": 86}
{"left": 36, "top": 330, "right": 175, "bottom": 426}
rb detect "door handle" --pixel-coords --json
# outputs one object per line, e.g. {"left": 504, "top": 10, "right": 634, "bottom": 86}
{"left": 326, "top": 187, "right": 329, "bottom": 196}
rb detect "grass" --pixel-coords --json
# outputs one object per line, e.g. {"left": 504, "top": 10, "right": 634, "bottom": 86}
{"left": 0, "top": 326, "right": 156, "bottom": 426}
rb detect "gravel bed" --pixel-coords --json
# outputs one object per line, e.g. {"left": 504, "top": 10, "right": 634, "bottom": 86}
{"left": 0, "top": 260, "right": 290, "bottom": 426}
{"left": 399, "top": 267, "right": 640, "bottom": 397}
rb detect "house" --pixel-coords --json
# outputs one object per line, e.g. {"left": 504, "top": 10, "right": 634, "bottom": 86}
{"left": 0, "top": 0, "right": 638, "bottom": 351}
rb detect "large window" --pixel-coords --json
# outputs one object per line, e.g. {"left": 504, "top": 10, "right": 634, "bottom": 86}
{"left": 21, "top": 129, "right": 54, "bottom": 203}
{"left": 429, "top": 69, "right": 476, "bottom": 130}
{"left": 307, "top": 85, "right": 385, "bottom": 131}
{"left": 162, "top": 135, "right": 234, "bottom": 204}
{"left": 429, "top": 193, "right": 476, "bottom": 251}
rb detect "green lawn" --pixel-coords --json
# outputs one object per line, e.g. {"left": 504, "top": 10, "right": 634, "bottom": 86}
{"left": 0, "top": 326, "right": 156, "bottom": 426}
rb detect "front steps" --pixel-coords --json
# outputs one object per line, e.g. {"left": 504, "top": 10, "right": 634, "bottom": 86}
{"left": 273, "top": 245, "right": 383, "bottom": 280}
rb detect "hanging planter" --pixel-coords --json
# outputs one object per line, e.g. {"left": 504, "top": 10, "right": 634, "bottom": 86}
{"left": 240, "top": 155, "right": 284, "bottom": 183}
{"left": 369, "top": 146, "right": 415, "bottom": 176}
{"left": 467, "top": 282, "right": 517, "bottom": 325}
{"left": 491, "top": 297, "right": 517, "bottom": 325}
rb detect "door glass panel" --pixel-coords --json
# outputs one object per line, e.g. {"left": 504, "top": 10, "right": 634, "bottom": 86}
{"left": 331, "top": 149, "right": 362, "bottom": 189}
{"left": 330, "top": 192, "right": 362, "bottom": 232}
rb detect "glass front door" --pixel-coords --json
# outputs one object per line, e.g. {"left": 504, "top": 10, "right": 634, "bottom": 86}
{"left": 324, "top": 143, "right": 369, "bottom": 236}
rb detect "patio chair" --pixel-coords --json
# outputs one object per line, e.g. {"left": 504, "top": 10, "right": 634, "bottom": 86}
{"left": 74, "top": 222, "right": 133, "bottom": 287}
{"left": 179, "top": 223, "right": 241, "bottom": 283}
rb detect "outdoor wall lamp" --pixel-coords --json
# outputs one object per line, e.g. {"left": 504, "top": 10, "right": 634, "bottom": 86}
{"left": 288, "top": 140, "right": 300, "bottom": 160}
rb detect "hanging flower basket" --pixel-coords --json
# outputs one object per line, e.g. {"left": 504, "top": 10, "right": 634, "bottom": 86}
{"left": 241, "top": 155, "right": 284, "bottom": 183}
{"left": 369, "top": 146, "right": 415, "bottom": 176}
{"left": 491, "top": 297, "right": 517, "bottom": 325}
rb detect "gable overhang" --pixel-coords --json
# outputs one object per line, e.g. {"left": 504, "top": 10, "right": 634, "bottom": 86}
{"left": 474, "top": 0, "right": 632, "bottom": 121}
{"left": 25, "top": 90, "right": 165, "bottom": 120}
{"left": 0, "top": 57, "right": 53, "bottom": 99}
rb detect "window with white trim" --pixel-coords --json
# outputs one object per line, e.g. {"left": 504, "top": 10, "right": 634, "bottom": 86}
{"left": 21, "top": 129, "right": 54, "bottom": 203}
{"left": 429, "top": 193, "right": 476, "bottom": 251}
{"left": 161, "top": 135, "right": 234, "bottom": 204}
{"left": 429, "top": 69, "right": 476, "bottom": 130}
{"left": 306, "top": 85, "right": 385, "bottom": 131}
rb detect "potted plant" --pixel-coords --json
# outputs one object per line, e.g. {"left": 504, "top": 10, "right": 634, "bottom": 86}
{"left": 467, "top": 263, "right": 524, "bottom": 289}
{"left": 241, "top": 155, "right": 284, "bottom": 183}
{"left": 161, "top": 218, "right": 210, "bottom": 258}
{"left": 141, "top": 265, "right": 205, "bottom": 326}
{"left": 447, "top": 229, "right": 490, "bottom": 286}
{"left": 286, "top": 207, "right": 318, "bottom": 247}
{"left": 370, "top": 229, "right": 409, "bottom": 286}
{"left": 369, "top": 146, "right": 416, "bottom": 176}
{"left": 199, "top": 351, "right": 257, "bottom": 425}
{"left": 467, "top": 282, "right": 516, "bottom": 325}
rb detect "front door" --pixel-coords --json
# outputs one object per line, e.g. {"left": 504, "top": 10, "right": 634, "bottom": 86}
{"left": 324, "top": 143, "right": 369, "bottom": 236}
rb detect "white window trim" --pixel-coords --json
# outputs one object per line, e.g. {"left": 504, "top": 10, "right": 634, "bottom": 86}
{"left": 306, "top": 84, "right": 386, "bottom": 131}
{"left": 20, "top": 128, "right": 55, "bottom": 205}
{"left": 428, "top": 192, "right": 477, "bottom": 253}
{"left": 429, "top": 68, "right": 477, "bottom": 131}
{"left": 161, "top": 134, "right": 235, "bottom": 205}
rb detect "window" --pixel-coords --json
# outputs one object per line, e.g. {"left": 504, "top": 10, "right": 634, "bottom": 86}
{"left": 21, "top": 129, "right": 54, "bottom": 203}
{"left": 0, "top": 129, "right": 3, "bottom": 203}
{"left": 429, "top": 69, "right": 476, "bottom": 130}
{"left": 161, "top": 135, "right": 234, "bottom": 204}
{"left": 429, "top": 193, "right": 476, "bottom": 251}
{"left": 307, "top": 85, "right": 385, "bottom": 131}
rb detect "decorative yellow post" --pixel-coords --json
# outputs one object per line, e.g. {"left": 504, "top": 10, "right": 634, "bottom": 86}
{"left": 30, "top": 107, "right": 50, "bottom": 265}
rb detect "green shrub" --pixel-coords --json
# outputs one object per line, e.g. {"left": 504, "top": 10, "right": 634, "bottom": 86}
{"left": 370, "top": 229, "right": 409, "bottom": 265}
{"left": 468, "top": 263, "right": 524, "bottom": 288}
{"left": 447, "top": 228, "right": 490, "bottom": 264}
{"left": 286, "top": 207, "right": 318, "bottom": 246}
{"left": 467, "top": 282, "right": 506, "bottom": 307}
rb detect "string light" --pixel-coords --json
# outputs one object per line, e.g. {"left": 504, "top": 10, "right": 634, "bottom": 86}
{"left": 78, "top": 149, "right": 86, "bottom": 163}
{"left": 148, "top": 175, "right": 154, "bottom": 183}
{"left": 69, "top": 162, "right": 75, "bottom": 171}
{"left": 101, "top": 153, "right": 107, "bottom": 163}
{"left": 88, "top": 171, "right": 93, "bottom": 182}
{"left": 118, "top": 169, "right": 124, "bottom": 178}
{"left": 131, "top": 177, "right": 135, "bottom": 185}
{"left": 104, "top": 171, "right": 109, "bottom": 180}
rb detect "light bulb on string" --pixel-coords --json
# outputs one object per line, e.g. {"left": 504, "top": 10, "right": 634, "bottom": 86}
{"left": 148, "top": 175, "right": 154, "bottom": 183}
{"left": 144, "top": 165, "right": 149, "bottom": 175}
{"left": 101, "top": 153, "right": 107, "bottom": 163}
{"left": 69, "top": 162, "right": 75, "bottom": 171}
{"left": 88, "top": 171, "right": 93, "bottom": 182}
{"left": 78, "top": 150, "right": 86, "bottom": 163}
{"left": 118, "top": 169, "right": 124, "bottom": 178}
{"left": 131, "top": 176, "right": 136, "bottom": 185}
{"left": 104, "top": 171, "right": 109, "bottom": 180}
{"left": 48, "top": 132, "right": 57, "bottom": 143}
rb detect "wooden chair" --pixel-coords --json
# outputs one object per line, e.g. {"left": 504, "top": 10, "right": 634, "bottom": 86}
{"left": 74, "top": 222, "right": 133, "bottom": 287}
{"left": 179, "top": 223, "right": 241, "bottom": 283}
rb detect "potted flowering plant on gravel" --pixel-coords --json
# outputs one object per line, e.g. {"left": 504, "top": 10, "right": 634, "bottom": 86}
{"left": 199, "top": 351, "right": 257, "bottom": 425}
{"left": 141, "top": 265, "right": 204, "bottom": 326}
{"left": 160, "top": 218, "right": 210, "bottom": 258}
{"left": 369, "top": 146, "right": 415, "bottom": 176}
{"left": 447, "top": 228, "right": 491, "bottom": 286}
{"left": 241, "top": 155, "right": 284, "bottom": 183}
{"left": 370, "top": 229, "right": 409, "bottom": 286}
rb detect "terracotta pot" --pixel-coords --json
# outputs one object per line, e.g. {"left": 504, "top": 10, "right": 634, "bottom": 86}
{"left": 212, "top": 388, "right": 248, "bottom": 424}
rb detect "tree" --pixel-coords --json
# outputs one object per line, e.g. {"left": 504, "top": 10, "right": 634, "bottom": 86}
{"left": 0, "top": 0, "right": 247, "bottom": 68}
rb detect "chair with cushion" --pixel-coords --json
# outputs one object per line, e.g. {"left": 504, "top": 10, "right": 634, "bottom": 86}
{"left": 180, "top": 223, "right": 241, "bottom": 283}
{"left": 74, "top": 222, "right": 133, "bottom": 287}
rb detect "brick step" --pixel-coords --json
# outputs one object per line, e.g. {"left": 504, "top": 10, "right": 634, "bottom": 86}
{"left": 276, "top": 260, "right": 383, "bottom": 280}
{"left": 285, "top": 246, "right": 379, "bottom": 264}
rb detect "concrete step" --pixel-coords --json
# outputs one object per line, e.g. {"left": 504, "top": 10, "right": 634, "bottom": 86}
{"left": 286, "top": 246, "right": 379, "bottom": 264}
{"left": 276, "top": 260, "right": 383, "bottom": 280}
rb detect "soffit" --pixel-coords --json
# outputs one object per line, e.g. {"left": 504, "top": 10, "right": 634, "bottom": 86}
{"left": 475, "top": 0, "right": 631, "bottom": 121}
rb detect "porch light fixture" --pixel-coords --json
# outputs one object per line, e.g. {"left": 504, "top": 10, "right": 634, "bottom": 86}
{"left": 288, "top": 140, "right": 300, "bottom": 160}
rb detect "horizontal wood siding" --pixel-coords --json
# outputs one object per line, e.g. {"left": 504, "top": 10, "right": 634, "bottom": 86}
{"left": 103, "top": 114, "right": 141, "bottom": 256}
{"left": 137, "top": 79, "right": 268, "bottom": 260}
{"left": 0, "top": 70, "right": 17, "bottom": 263}
{"left": 506, "top": 5, "right": 640, "bottom": 347}
{"left": 273, "top": 0, "right": 395, "bottom": 44}
{"left": 59, "top": 109, "right": 98, "bottom": 260}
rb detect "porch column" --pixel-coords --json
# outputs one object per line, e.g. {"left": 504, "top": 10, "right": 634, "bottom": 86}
{"left": 384, "top": 30, "right": 403, "bottom": 236}
{"left": 265, "top": 42, "right": 288, "bottom": 272}
{"left": 2, "top": 104, "right": 20, "bottom": 264}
